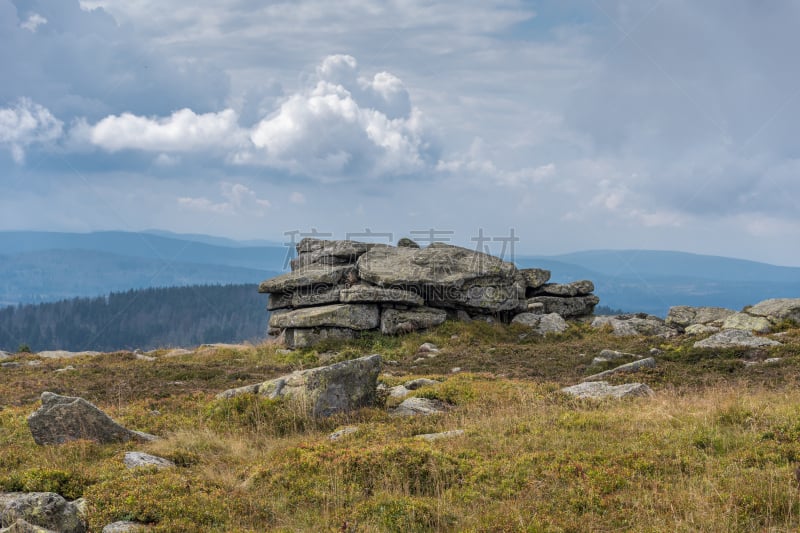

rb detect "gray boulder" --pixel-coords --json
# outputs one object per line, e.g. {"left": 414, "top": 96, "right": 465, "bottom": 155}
{"left": 746, "top": 298, "right": 800, "bottom": 324}
{"left": 592, "top": 349, "right": 640, "bottom": 364}
{"left": 269, "top": 304, "right": 379, "bottom": 330}
{"left": 685, "top": 324, "right": 720, "bottom": 336}
{"left": 403, "top": 378, "right": 441, "bottom": 390}
{"left": 694, "top": 329, "right": 782, "bottom": 349}
{"left": 722, "top": 313, "right": 772, "bottom": 333}
{"left": 289, "top": 287, "right": 343, "bottom": 309}
{"left": 283, "top": 327, "right": 356, "bottom": 349}
{"left": 526, "top": 295, "right": 599, "bottom": 318}
{"left": 340, "top": 285, "right": 423, "bottom": 306}
{"left": 397, "top": 238, "right": 420, "bottom": 248}
{"left": 258, "top": 265, "right": 355, "bottom": 293}
{"left": 390, "top": 397, "right": 448, "bottom": 416}
{"left": 357, "top": 243, "right": 523, "bottom": 312}
{"left": 562, "top": 381, "right": 654, "bottom": 400}
{"left": 0, "top": 518, "right": 57, "bottom": 532}
{"left": 328, "top": 426, "right": 359, "bottom": 441}
{"left": 27, "top": 392, "right": 157, "bottom": 445}
{"left": 591, "top": 315, "right": 677, "bottom": 337}
{"left": 584, "top": 357, "right": 656, "bottom": 381}
{"left": 533, "top": 280, "right": 595, "bottom": 297}
{"left": 665, "top": 306, "right": 735, "bottom": 330}
{"left": 291, "top": 238, "right": 384, "bottom": 270}
{"left": 380, "top": 307, "right": 447, "bottom": 335}
{"left": 217, "top": 354, "right": 381, "bottom": 417}
{"left": 123, "top": 452, "right": 175, "bottom": 470}
{"left": 0, "top": 493, "right": 86, "bottom": 533}
{"left": 511, "top": 312, "right": 568, "bottom": 335}
{"left": 519, "top": 268, "right": 551, "bottom": 290}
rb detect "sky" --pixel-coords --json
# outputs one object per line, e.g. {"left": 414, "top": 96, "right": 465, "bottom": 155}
{"left": 1, "top": 0, "right": 800, "bottom": 266}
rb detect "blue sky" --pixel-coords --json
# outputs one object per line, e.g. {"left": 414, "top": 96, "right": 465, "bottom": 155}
{"left": 2, "top": 0, "right": 800, "bottom": 265}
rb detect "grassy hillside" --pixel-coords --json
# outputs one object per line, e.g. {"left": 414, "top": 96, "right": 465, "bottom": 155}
{"left": 2, "top": 321, "right": 800, "bottom": 531}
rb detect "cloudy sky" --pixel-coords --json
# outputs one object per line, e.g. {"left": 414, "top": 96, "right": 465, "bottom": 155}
{"left": 2, "top": 0, "right": 799, "bottom": 265}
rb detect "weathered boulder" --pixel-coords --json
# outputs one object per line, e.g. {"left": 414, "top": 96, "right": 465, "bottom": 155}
{"left": 258, "top": 265, "right": 355, "bottom": 294}
{"left": 533, "top": 280, "right": 594, "bottom": 297}
{"left": 380, "top": 307, "right": 447, "bottom": 335}
{"left": 283, "top": 328, "right": 357, "bottom": 349}
{"left": 403, "top": 378, "right": 441, "bottom": 390}
{"left": 291, "top": 238, "right": 386, "bottom": 270}
{"left": 519, "top": 268, "right": 551, "bottom": 290}
{"left": 0, "top": 493, "right": 86, "bottom": 533}
{"left": 694, "top": 329, "right": 782, "bottom": 349}
{"left": 685, "top": 324, "right": 720, "bottom": 336}
{"left": 527, "top": 295, "right": 599, "bottom": 318}
{"left": 269, "top": 304, "right": 379, "bottom": 330}
{"left": 397, "top": 237, "right": 420, "bottom": 249}
{"left": 328, "top": 426, "right": 359, "bottom": 441}
{"left": 511, "top": 312, "right": 568, "bottom": 335}
{"left": 357, "top": 243, "right": 523, "bottom": 312}
{"left": 561, "top": 381, "right": 654, "bottom": 400}
{"left": 591, "top": 315, "right": 677, "bottom": 337}
{"left": 746, "top": 298, "right": 800, "bottom": 324}
{"left": 584, "top": 357, "right": 656, "bottom": 381}
{"left": 1, "top": 518, "right": 58, "bottom": 532}
{"left": 665, "top": 306, "right": 735, "bottom": 330}
{"left": 217, "top": 354, "right": 381, "bottom": 417}
{"left": 268, "top": 287, "right": 343, "bottom": 311}
{"left": 27, "top": 392, "right": 157, "bottom": 445}
{"left": 340, "top": 285, "right": 423, "bottom": 306}
{"left": 123, "top": 452, "right": 175, "bottom": 470}
{"left": 592, "top": 349, "right": 640, "bottom": 364}
{"left": 390, "top": 397, "right": 448, "bottom": 416}
{"left": 722, "top": 313, "right": 772, "bottom": 333}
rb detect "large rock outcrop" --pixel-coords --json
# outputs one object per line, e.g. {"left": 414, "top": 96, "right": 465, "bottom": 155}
{"left": 0, "top": 493, "right": 86, "bottom": 533}
{"left": 27, "top": 392, "right": 157, "bottom": 446}
{"left": 260, "top": 238, "right": 599, "bottom": 347}
{"left": 218, "top": 354, "right": 381, "bottom": 417}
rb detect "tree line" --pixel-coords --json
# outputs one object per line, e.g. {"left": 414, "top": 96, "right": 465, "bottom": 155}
{"left": 0, "top": 284, "right": 269, "bottom": 353}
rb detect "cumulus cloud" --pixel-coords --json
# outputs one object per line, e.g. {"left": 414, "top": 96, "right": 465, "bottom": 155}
{"left": 178, "top": 182, "right": 270, "bottom": 216}
{"left": 0, "top": 98, "right": 63, "bottom": 163}
{"left": 437, "top": 138, "right": 555, "bottom": 187}
{"left": 20, "top": 13, "right": 47, "bottom": 32}
{"left": 241, "top": 54, "right": 434, "bottom": 180}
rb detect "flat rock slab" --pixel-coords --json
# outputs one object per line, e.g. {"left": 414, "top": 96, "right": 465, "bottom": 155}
{"left": 562, "top": 381, "right": 654, "bottom": 400}
{"left": 527, "top": 295, "right": 599, "bottom": 318}
{"left": 519, "top": 268, "right": 550, "bottom": 290}
{"left": 123, "top": 452, "right": 175, "bottom": 470}
{"left": 694, "top": 329, "right": 782, "bottom": 349}
{"left": 722, "top": 313, "right": 772, "bottom": 333}
{"left": 340, "top": 285, "right": 423, "bottom": 306}
{"left": 269, "top": 304, "right": 379, "bottom": 330}
{"left": 685, "top": 324, "right": 720, "bottom": 336}
{"left": 584, "top": 357, "right": 656, "bottom": 381}
{"left": 390, "top": 397, "right": 448, "bottom": 416}
{"left": 218, "top": 354, "right": 381, "bottom": 417}
{"left": 0, "top": 492, "right": 86, "bottom": 533}
{"left": 746, "top": 298, "right": 800, "bottom": 323}
{"left": 511, "top": 312, "right": 568, "bottom": 335}
{"left": 380, "top": 307, "right": 447, "bottom": 335}
{"left": 283, "top": 327, "right": 357, "bottom": 349}
{"left": 533, "top": 280, "right": 594, "bottom": 297}
{"left": 292, "top": 238, "right": 385, "bottom": 270}
{"left": 27, "top": 392, "right": 157, "bottom": 445}
{"left": 258, "top": 265, "right": 355, "bottom": 294}
{"left": 36, "top": 351, "right": 101, "bottom": 359}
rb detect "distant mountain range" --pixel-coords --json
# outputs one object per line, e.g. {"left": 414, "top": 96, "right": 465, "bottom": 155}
{"left": 1, "top": 230, "right": 798, "bottom": 316}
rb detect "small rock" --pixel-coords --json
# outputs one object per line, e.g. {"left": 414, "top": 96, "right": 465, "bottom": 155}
{"left": 685, "top": 324, "right": 720, "bottom": 336}
{"left": 450, "top": 367, "right": 461, "bottom": 373}
{"left": 26, "top": 361, "right": 42, "bottom": 367}
{"left": 584, "top": 357, "right": 656, "bottom": 381}
{"left": 594, "top": 349, "right": 640, "bottom": 363}
{"left": 397, "top": 237, "right": 420, "bottom": 248}
{"left": 764, "top": 358, "right": 783, "bottom": 364}
{"left": 694, "top": 329, "right": 782, "bottom": 349}
{"left": 561, "top": 381, "right": 654, "bottom": 400}
{"left": 417, "top": 343, "right": 440, "bottom": 354}
{"left": 101, "top": 521, "right": 149, "bottom": 533}
{"left": 450, "top": 335, "right": 459, "bottom": 340}
{"left": 649, "top": 348, "right": 663, "bottom": 355}
{"left": 415, "top": 429, "right": 465, "bottom": 442}
{"left": 404, "top": 378, "right": 440, "bottom": 390}
{"left": 54, "top": 366, "right": 76, "bottom": 373}
{"left": 388, "top": 385, "right": 411, "bottom": 399}
{"left": 329, "top": 426, "right": 359, "bottom": 441}
{"left": 391, "top": 397, "right": 448, "bottom": 416}
{"left": 123, "top": 452, "right": 175, "bottom": 470}
{"left": 135, "top": 354, "right": 156, "bottom": 362}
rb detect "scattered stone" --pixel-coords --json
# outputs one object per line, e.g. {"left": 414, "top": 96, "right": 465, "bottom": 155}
{"left": 649, "top": 348, "right": 663, "bottom": 355}
{"left": 404, "top": 378, "right": 440, "bottom": 390}
{"left": 533, "top": 280, "right": 595, "bottom": 297}
{"left": 35, "top": 351, "right": 100, "bottom": 359}
{"left": 764, "top": 358, "right": 783, "bottom": 364}
{"left": 685, "top": 324, "right": 720, "bottom": 336}
{"left": 511, "top": 312, "right": 568, "bottom": 335}
{"left": 527, "top": 295, "right": 599, "bottom": 318}
{"left": 450, "top": 367, "right": 461, "bottom": 373}
{"left": 591, "top": 315, "right": 677, "bottom": 337}
{"left": 101, "top": 522, "right": 148, "bottom": 533}
{"left": 390, "top": 397, "right": 448, "bottom": 416}
{"left": 258, "top": 265, "right": 356, "bottom": 293}
{"left": 27, "top": 392, "right": 157, "bottom": 445}
{"left": 746, "top": 298, "right": 800, "bottom": 324}
{"left": 329, "top": 426, "right": 359, "bottom": 441}
{"left": 561, "top": 381, "right": 654, "bottom": 400}
{"left": 388, "top": 385, "right": 411, "bottom": 399}
{"left": 722, "top": 313, "right": 772, "bottom": 333}
{"left": 665, "top": 306, "right": 736, "bottom": 331}
{"left": 415, "top": 429, "right": 465, "bottom": 441}
{"left": 694, "top": 329, "right": 782, "bottom": 349}
{"left": 592, "top": 349, "right": 641, "bottom": 364}
{"left": 340, "top": 285, "right": 424, "bottom": 306}
{"left": 519, "top": 268, "right": 551, "bottom": 291}
{"left": 417, "top": 343, "right": 440, "bottom": 354}
{"left": 217, "top": 354, "right": 381, "bottom": 417}
{"left": 584, "top": 357, "right": 656, "bottom": 381}
{"left": 380, "top": 307, "right": 447, "bottom": 335}
{"left": 123, "top": 452, "right": 175, "bottom": 470}
{"left": 0, "top": 493, "right": 86, "bottom": 533}
{"left": 54, "top": 366, "right": 75, "bottom": 373}
{"left": 283, "top": 328, "right": 356, "bottom": 349}
{"left": 269, "top": 304, "right": 379, "bottom": 331}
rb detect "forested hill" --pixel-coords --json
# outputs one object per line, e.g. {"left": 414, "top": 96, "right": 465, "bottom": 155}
{"left": 0, "top": 284, "right": 268, "bottom": 353}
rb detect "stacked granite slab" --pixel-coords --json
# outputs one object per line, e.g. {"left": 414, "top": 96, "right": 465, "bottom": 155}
{"left": 260, "top": 238, "right": 600, "bottom": 348}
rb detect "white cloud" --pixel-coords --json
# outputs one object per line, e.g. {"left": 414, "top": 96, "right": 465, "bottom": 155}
{"left": 241, "top": 55, "right": 433, "bottom": 180}
{"left": 0, "top": 98, "right": 63, "bottom": 163}
{"left": 289, "top": 192, "right": 306, "bottom": 205}
{"left": 178, "top": 182, "right": 270, "bottom": 216}
{"left": 20, "top": 13, "right": 47, "bottom": 32}
{"left": 88, "top": 108, "right": 244, "bottom": 152}
{"left": 437, "top": 138, "right": 556, "bottom": 187}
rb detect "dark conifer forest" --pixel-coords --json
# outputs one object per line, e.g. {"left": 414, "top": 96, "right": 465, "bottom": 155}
{"left": 0, "top": 284, "right": 268, "bottom": 352}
